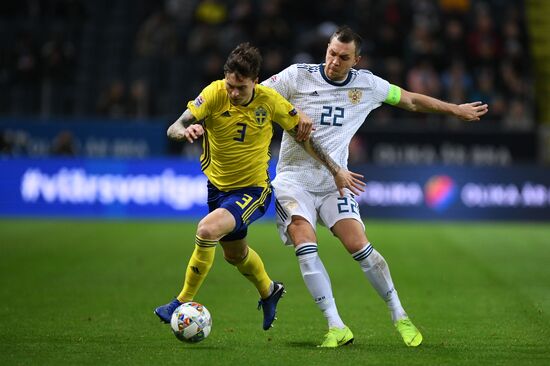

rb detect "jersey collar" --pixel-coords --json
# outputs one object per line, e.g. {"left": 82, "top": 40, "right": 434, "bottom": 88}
{"left": 242, "top": 87, "right": 256, "bottom": 107}
{"left": 319, "top": 63, "right": 353, "bottom": 86}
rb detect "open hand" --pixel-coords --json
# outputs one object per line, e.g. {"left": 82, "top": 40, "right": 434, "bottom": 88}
{"left": 458, "top": 101, "right": 489, "bottom": 121}
{"left": 334, "top": 169, "right": 366, "bottom": 196}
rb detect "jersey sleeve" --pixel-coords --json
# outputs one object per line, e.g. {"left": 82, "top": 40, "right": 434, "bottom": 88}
{"left": 368, "top": 73, "right": 392, "bottom": 104}
{"left": 271, "top": 92, "right": 299, "bottom": 131}
{"left": 186, "top": 81, "right": 220, "bottom": 120}
{"left": 261, "top": 64, "right": 297, "bottom": 100}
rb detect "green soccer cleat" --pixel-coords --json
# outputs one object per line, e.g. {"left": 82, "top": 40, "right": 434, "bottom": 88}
{"left": 317, "top": 326, "right": 354, "bottom": 348}
{"left": 395, "top": 318, "right": 423, "bottom": 347}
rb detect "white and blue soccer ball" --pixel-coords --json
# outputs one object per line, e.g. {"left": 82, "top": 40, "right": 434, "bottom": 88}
{"left": 170, "top": 302, "right": 212, "bottom": 343}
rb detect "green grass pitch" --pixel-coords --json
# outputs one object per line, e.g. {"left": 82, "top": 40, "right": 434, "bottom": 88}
{"left": 1, "top": 219, "right": 549, "bottom": 365}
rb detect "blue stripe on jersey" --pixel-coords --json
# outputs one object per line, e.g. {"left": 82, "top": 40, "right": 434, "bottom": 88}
{"left": 296, "top": 64, "right": 319, "bottom": 73}
{"left": 352, "top": 244, "right": 373, "bottom": 261}
{"left": 295, "top": 245, "right": 318, "bottom": 257}
{"left": 200, "top": 129, "right": 211, "bottom": 171}
{"left": 275, "top": 199, "right": 288, "bottom": 221}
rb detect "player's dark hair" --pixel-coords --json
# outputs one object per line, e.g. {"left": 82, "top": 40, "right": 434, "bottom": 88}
{"left": 223, "top": 42, "right": 262, "bottom": 80}
{"left": 330, "top": 25, "right": 363, "bottom": 56}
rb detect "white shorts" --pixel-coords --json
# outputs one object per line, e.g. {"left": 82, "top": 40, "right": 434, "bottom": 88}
{"left": 272, "top": 180, "right": 365, "bottom": 246}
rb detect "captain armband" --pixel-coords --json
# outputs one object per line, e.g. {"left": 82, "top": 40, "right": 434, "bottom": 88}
{"left": 384, "top": 84, "right": 401, "bottom": 105}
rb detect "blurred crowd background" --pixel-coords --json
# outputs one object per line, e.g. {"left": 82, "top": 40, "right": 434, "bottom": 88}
{"left": 0, "top": 0, "right": 544, "bottom": 160}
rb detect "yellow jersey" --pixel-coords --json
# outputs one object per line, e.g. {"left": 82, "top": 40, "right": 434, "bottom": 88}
{"left": 187, "top": 80, "right": 299, "bottom": 191}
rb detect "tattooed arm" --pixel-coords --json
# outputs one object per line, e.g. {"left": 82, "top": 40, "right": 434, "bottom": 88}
{"left": 167, "top": 109, "right": 204, "bottom": 143}
{"left": 287, "top": 126, "right": 365, "bottom": 196}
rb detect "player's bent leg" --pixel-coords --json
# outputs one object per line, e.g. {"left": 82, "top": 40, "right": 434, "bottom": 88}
{"left": 154, "top": 209, "right": 235, "bottom": 323}
{"left": 154, "top": 235, "right": 217, "bottom": 323}
{"left": 288, "top": 217, "right": 346, "bottom": 330}
{"left": 332, "top": 218, "right": 423, "bottom": 346}
{"left": 318, "top": 326, "right": 354, "bottom": 348}
{"left": 222, "top": 239, "right": 284, "bottom": 330}
{"left": 222, "top": 240, "right": 272, "bottom": 298}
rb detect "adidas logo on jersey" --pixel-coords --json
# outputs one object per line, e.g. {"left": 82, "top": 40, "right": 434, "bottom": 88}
{"left": 309, "top": 91, "right": 319, "bottom": 96}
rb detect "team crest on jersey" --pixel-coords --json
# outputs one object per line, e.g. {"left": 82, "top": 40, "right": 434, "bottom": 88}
{"left": 348, "top": 89, "right": 362, "bottom": 104}
{"left": 254, "top": 106, "right": 268, "bottom": 127}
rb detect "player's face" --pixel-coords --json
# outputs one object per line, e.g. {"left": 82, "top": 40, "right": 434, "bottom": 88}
{"left": 224, "top": 73, "right": 257, "bottom": 106}
{"left": 324, "top": 38, "right": 360, "bottom": 81}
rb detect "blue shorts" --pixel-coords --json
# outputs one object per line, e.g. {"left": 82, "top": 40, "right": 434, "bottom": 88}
{"left": 207, "top": 181, "right": 272, "bottom": 242}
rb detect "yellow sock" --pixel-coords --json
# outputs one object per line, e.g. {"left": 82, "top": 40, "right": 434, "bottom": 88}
{"left": 235, "top": 247, "right": 272, "bottom": 298}
{"left": 177, "top": 236, "right": 217, "bottom": 302}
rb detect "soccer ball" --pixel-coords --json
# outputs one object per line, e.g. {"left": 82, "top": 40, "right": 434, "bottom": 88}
{"left": 170, "top": 302, "right": 212, "bottom": 343}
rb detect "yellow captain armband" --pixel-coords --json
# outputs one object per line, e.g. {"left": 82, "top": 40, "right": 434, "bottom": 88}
{"left": 384, "top": 84, "right": 401, "bottom": 105}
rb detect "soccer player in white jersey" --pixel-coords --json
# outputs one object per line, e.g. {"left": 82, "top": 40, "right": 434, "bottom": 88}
{"left": 262, "top": 25, "right": 488, "bottom": 347}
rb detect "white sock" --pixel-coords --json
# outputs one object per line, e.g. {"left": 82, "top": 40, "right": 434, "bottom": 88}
{"left": 353, "top": 243, "right": 407, "bottom": 322}
{"left": 295, "top": 243, "right": 345, "bottom": 329}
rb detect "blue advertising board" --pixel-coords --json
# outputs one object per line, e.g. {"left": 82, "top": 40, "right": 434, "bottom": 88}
{"left": 354, "top": 165, "right": 550, "bottom": 220}
{"left": 1, "top": 158, "right": 209, "bottom": 218}
{"left": 1, "top": 158, "right": 549, "bottom": 221}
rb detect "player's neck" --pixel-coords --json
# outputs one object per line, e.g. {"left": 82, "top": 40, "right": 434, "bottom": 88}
{"left": 323, "top": 65, "right": 347, "bottom": 82}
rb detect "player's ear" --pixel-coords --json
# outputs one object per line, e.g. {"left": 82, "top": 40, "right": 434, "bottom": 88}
{"left": 354, "top": 55, "right": 362, "bottom": 66}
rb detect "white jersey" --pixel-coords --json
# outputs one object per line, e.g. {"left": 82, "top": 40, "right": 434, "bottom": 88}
{"left": 262, "top": 63, "right": 391, "bottom": 193}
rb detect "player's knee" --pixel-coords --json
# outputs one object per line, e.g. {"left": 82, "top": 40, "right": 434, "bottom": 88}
{"left": 288, "top": 218, "right": 316, "bottom": 244}
{"left": 344, "top": 239, "right": 368, "bottom": 254}
{"left": 196, "top": 220, "right": 221, "bottom": 241}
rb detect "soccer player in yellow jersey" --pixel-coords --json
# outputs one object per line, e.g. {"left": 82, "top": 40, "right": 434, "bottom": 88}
{"left": 154, "top": 43, "right": 365, "bottom": 330}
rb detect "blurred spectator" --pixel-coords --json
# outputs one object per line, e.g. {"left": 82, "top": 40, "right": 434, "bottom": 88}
{"left": 135, "top": 9, "right": 178, "bottom": 59}
{"left": 469, "top": 67, "right": 495, "bottom": 104}
{"left": 439, "top": 0, "right": 470, "bottom": 14}
{"left": 376, "top": 23, "right": 403, "bottom": 60}
{"left": 199, "top": 52, "right": 224, "bottom": 84}
{"left": 254, "top": 0, "right": 291, "bottom": 49}
{"left": 97, "top": 80, "right": 127, "bottom": 118}
{"left": 0, "top": 0, "right": 535, "bottom": 132}
{"left": 186, "top": 24, "right": 221, "bottom": 56}
{"left": 441, "top": 18, "right": 467, "bottom": 67}
{"left": 194, "top": 0, "right": 227, "bottom": 25}
{"left": 127, "top": 79, "right": 155, "bottom": 119}
{"left": 406, "top": 59, "right": 441, "bottom": 98}
{"left": 11, "top": 31, "right": 40, "bottom": 115}
{"left": 40, "top": 31, "right": 76, "bottom": 117}
{"left": 229, "top": 0, "right": 256, "bottom": 34}
{"left": 503, "top": 99, "right": 533, "bottom": 131}
{"left": 165, "top": 0, "right": 196, "bottom": 23}
{"left": 467, "top": 4, "right": 501, "bottom": 69}
{"left": 262, "top": 48, "right": 285, "bottom": 81}
{"left": 51, "top": 130, "right": 77, "bottom": 156}
{"left": 441, "top": 60, "right": 472, "bottom": 103}
{"left": 406, "top": 19, "right": 442, "bottom": 66}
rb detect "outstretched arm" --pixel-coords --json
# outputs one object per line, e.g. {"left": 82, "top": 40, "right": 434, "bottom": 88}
{"left": 167, "top": 109, "right": 204, "bottom": 143}
{"left": 396, "top": 88, "right": 489, "bottom": 121}
{"left": 287, "top": 127, "right": 366, "bottom": 197}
